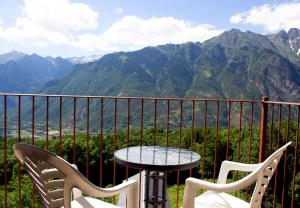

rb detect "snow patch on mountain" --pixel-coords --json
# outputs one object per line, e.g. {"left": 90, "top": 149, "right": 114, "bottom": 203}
{"left": 289, "top": 39, "right": 294, "bottom": 51}
{"left": 68, "top": 55, "right": 102, "bottom": 64}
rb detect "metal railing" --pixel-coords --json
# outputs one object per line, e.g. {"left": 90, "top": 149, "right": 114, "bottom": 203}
{"left": 0, "top": 93, "right": 299, "bottom": 208}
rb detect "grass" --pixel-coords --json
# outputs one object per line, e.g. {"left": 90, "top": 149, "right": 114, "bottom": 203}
{"left": 168, "top": 184, "right": 185, "bottom": 208}
{"left": 102, "top": 184, "right": 186, "bottom": 207}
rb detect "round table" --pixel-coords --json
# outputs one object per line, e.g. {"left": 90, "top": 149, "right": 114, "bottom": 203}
{"left": 114, "top": 146, "right": 201, "bottom": 208}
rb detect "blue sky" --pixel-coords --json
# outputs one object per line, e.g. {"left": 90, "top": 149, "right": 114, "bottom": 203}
{"left": 0, "top": 0, "right": 299, "bottom": 57}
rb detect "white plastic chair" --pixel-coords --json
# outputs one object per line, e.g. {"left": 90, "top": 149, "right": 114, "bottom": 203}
{"left": 13, "top": 143, "right": 138, "bottom": 208}
{"left": 182, "top": 142, "right": 292, "bottom": 208}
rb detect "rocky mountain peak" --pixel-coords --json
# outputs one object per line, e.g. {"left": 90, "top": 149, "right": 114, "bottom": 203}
{"left": 213, "top": 29, "right": 244, "bottom": 45}
{"left": 274, "top": 30, "right": 288, "bottom": 42}
{"left": 0, "top": 50, "right": 26, "bottom": 64}
{"left": 207, "top": 28, "right": 275, "bottom": 52}
{"left": 288, "top": 28, "right": 300, "bottom": 39}
{"left": 287, "top": 28, "right": 300, "bottom": 56}
{"left": 269, "top": 28, "right": 300, "bottom": 58}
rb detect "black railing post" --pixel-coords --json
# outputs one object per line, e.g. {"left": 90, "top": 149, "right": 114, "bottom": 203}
{"left": 259, "top": 96, "right": 268, "bottom": 162}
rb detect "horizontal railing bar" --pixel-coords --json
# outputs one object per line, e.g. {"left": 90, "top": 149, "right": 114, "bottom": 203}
{"left": 3, "top": 92, "right": 300, "bottom": 106}
{"left": 265, "top": 101, "right": 300, "bottom": 106}
{"left": 0, "top": 92, "right": 259, "bottom": 102}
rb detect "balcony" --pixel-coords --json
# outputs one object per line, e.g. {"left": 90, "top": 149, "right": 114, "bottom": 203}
{"left": 0, "top": 93, "right": 299, "bottom": 208}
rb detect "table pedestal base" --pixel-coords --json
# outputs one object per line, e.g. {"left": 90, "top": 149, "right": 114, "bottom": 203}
{"left": 144, "top": 171, "right": 167, "bottom": 208}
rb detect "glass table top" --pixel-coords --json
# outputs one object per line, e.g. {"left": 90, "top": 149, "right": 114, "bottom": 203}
{"left": 114, "top": 146, "right": 201, "bottom": 171}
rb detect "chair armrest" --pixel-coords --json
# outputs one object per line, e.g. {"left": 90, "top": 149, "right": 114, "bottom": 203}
{"left": 70, "top": 164, "right": 82, "bottom": 199}
{"left": 60, "top": 161, "right": 139, "bottom": 208}
{"left": 96, "top": 180, "right": 138, "bottom": 197}
{"left": 69, "top": 178, "right": 139, "bottom": 208}
{"left": 182, "top": 176, "right": 257, "bottom": 208}
{"left": 217, "top": 160, "right": 261, "bottom": 184}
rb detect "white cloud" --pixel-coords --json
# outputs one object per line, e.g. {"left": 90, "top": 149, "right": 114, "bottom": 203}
{"left": 230, "top": 2, "right": 300, "bottom": 32}
{"left": 20, "top": 0, "right": 98, "bottom": 31}
{"left": 0, "top": 0, "right": 98, "bottom": 47}
{"left": 1, "top": 24, "right": 70, "bottom": 47}
{"left": 0, "top": 1, "right": 223, "bottom": 53}
{"left": 97, "top": 16, "right": 224, "bottom": 51}
{"left": 0, "top": 19, "right": 3, "bottom": 35}
{"left": 71, "top": 16, "right": 224, "bottom": 52}
{"left": 230, "top": 14, "right": 243, "bottom": 24}
{"left": 114, "top": 8, "right": 123, "bottom": 15}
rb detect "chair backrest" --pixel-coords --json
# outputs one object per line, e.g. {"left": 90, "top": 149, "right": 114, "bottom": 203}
{"left": 13, "top": 143, "right": 82, "bottom": 208}
{"left": 250, "top": 142, "right": 291, "bottom": 207}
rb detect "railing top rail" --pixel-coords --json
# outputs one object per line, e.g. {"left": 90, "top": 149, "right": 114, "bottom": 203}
{"left": 265, "top": 100, "right": 300, "bottom": 106}
{"left": 0, "top": 92, "right": 259, "bottom": 103}
{"left": 3, "top": 92, "right": 300, "bottom": 105}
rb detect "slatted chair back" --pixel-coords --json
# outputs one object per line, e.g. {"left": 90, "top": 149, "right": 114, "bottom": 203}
{"left": 24, "top": 155, "right": 65, "bottom": 207}
{"left": 250, "top": 142, "right": 291, "bottom": 207}
{"left": 14, "top": 144, "right": 82, "bottom": 208}
{"left": 14, "top": 143, "right": 139, "bottom": 208}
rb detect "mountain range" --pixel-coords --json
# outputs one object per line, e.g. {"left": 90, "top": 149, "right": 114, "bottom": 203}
{"left": 1, "top": 28, "right": 300, "bottom": 101}
{"left": 0, "top": 51, "right": 73, "bottom": 93}
{"left": 39, "top": 28, "right": 300, "bottom": 102}
{"left": 0, "top": 51, "right": 105, "bottom": 93}
{"left": 1, "top": 28, "right": 300, "bottom": 132}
